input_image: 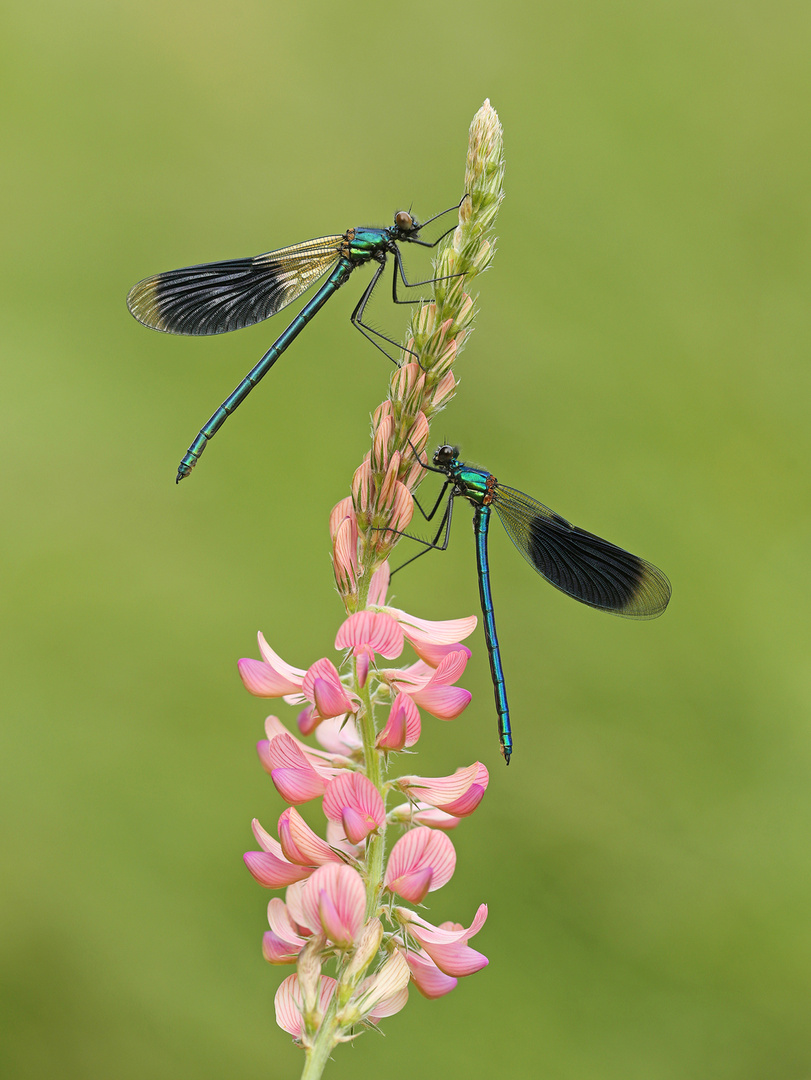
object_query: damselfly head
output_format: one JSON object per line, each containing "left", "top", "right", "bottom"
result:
{"left": 394, "top": 210, "right": 419, "bottom": 235}
{"left": 433, "top": 444, "right": 460, "bottom": 468}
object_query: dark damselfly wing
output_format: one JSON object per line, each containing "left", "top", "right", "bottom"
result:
{"left": 126, "top": 235, "right": 344, "bottom": 336}
{"left": 491, "top": 485, "right": 671, "bottom": 619}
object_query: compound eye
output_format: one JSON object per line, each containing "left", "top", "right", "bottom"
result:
{"left": 394, "top": 210, "right": 414, "bottom": 231}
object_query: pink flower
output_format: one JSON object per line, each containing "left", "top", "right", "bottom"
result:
{"left": 277, "top": 807, "right": 342, "bottom": 867}
{"left": 243, "top": 817, "right": 316, "bottom": 890}
{"left": 399, "top": 948, "right": 458, "bottom": 999}
{"left": 384, "top": 652, "right": 472, "bottom": 720}
{"left": 395, "top": 904, "right": 489, "bottom": 977}
{"left": 388, "top": 801, "right": 463, "bottom": 831}
{"left": 341, "top": 950, "right": 411, "bottom": 1024}
{"left": 335, "top": 610, "right": 403, "bottom": 688}
{"left": 334, "top": 563, "right": 477, "bottom": 686}
{"left": 329, "top": 497, "right": 359, "bottom": 594}
{"left": 301, "top": 657, "right": 358, "bottom": 722}
{"left": 275, "top": 973, "right": 337, "bottom": 1038}
{"left": 394, "top": 762, "right": 488, "bottom": 817}
{"left": 262, "top": 897, "right": 309, "bottom": 965}
{"left": 262, "top": 734, "right": 332, "bottom": 804}
{"left": 238, "top": 633, "right": 306, "bottom": 697}
{"left": 314, "top": 715, "right": 362, "bottom": 757}
{"left": 375, "top": 692, "right": 421, "bottom": 751}
{"left": 239, "top": 638, "right": 358, "bottom": 729}
{"left": 322, "top": 772, "right": 385, "bottom": 844}
{"left": 384, "top": 827, "right": 456, "bottom": 904}
{"left": 260, "top": 716, "right": 355, "bottom": 770}
{"left": 299, "top": 864, "right": 366, "bottom": 947}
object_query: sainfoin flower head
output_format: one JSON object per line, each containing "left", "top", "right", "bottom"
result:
{"left": 237, "top": 100, "right": 504, "bottom": 1076}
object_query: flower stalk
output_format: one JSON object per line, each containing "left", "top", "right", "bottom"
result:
{"left": 242, "top": 101, "right": 504, "bottom": 1080}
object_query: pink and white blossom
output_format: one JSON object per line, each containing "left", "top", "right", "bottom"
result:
{"left": 299, "top": 864, "right": 366, "bottom": 947}
{"left": 262, "top": 898, "right": 309, "bottom": 965}
{"left": 395, "top": 904, "right": 489, "bottom": 977}
{"left": 394, "top": 762, "right": 489, "bottom": 817}
{"left": 384, "top": 827, "right": 456, "bottom": 904}
{"left": 274, "top": 973, "right": 337, "bottom": 1038}
{"left": 322, "top": 772, "right": 385, "bottom": 844}
{"left": 375, "top": 692, "right": 421, "bottom": 751}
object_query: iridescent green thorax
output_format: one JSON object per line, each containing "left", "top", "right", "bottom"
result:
{"left": 343, "top": 226, "right": 390, "bottom": 263}
{"left": 432, "top": 446, "right": 494, "bottom": 507}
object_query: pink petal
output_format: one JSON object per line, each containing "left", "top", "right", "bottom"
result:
{"left": 238, "top": 657, "right": 299, "bottom": 698}
{"left": 314, "top": 715, "right": 362, "bottom": 756}
{"left": 323, "top": 772, "right": 385, "bottom": 843}
{"left": 368, "top": 985, "right": 409, "bottom": 1021}
{"left": 266, "top": 897, "right": 305, "bottom": 940}
{"left": 284, "top": 880, "right": 315, "bottom": 935}
{"left": 401, "top": 949, "right": 458, "bottom": 998}
{"left": 367, "top": 562, "right": 390, "bottom": 606}
{"left": 278, "top": 807, "right": 341, "bottom": 867}
{"left": 335, "top": 611, "right": 404, "bottom": 659}
{"left": 300, "top": 864, "right": 366, "bottom": 946}
{"left": 328, "top": 496, "right": 354, "bottom": 541}
{"left": 264, "top": 717, "right": 346, "bottom": 767}
{"left": 387, "top": 481, "right": 414, "bottom": 534}
{"left": 262, "top": 929, "right": 305, "bottom": 964}
{"left": 391, "top": 611, "right": 477, "bottom": 645}
{"left": 325, "top": 819, "right": 364, "bottom": 859}
{"left": 398, "top": 903, "right": 489, "bottom": 943}
{"left": 302, "top": 658, "right": 355, "bottom": 718}
{"left": 388, "top": 802, "right": 462, "bottom": 830}
{"left": 331, "top": 509, "right": 359, "bottom": 593}
{"left": 410, "top": 683, "right": 472, "bottom": 720}
{"left": 266, "top": 735, "right": 330, "bottom": 802}
{"left": 352, "top": 952, "right": 411, "bottom": 1021}
{"left": 396, "top": 763, "right": 483, "bottom": 810}
{"left": 274, "top": 974, "right": 337, "bottom": 1038}
{"left": 429, "top": 648, "right": 470, "bottom": 682}
{"left": 250, "top": 817, "right": 282, "bottom": 855}
{"left": 312, "top": 676, "right": 351, "bottom": 720}
{"left": 436, "top": 762, "right": 489, "bottom": 816}
{"left": 352, "top": 455, "right": 372, "bottom": 513}
{"left": 355, "top": 647, "right": 371, "bottom": 689}
{"left": 376, "top": 692, "right": 421, "bottom": 751}
{"left": 411, "top": 806, "right": 462, "bottom": 830}
{"left": 296, "top": 705, "right": 321, "bottom": 736}
{"left": 237, "top": 633, "right": 306, "bottom": 697}
{"left": 396, "top": 904, "right": 489, "bottom": 977}
{"left": 244, "top": 851, "right": 313, "bottom": 889}
{"left": 405, "top": 639, "right": 472, "bottom": 667}
{"left": 384, "top": 827, "right": 456, "bottom": 901}
{"left": 384, "top": 658, "right": 435, "bottom": 691}
{"left": 411, "top": 939, "right": 488, "bottom": 977}
{"left": 385, "top": 866, "right": 434, "bottom": 904}
{"left": 271, "top": 768, "right": 328, "bottom": 804}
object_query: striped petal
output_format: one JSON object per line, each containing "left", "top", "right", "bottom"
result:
{"left": 384, "top": 827, "right": 456, "bottom": 902}
{"left": 300, "top": 864, "right": 366, "bottom": 947}
{"left": 277, "top": 807, "right": 341, "bottom": 867}
{"left": 335, "top": 611, "right": 404, "bottom": 659}
{"left": 238, "top": 632, "right": 306, "bottom": 697}
{"left": 322, "top": 772, "right": 385, "bottom": 844}
{"left": 395, "top": 763, "right": 485, "bottom": 816}
{"left": 274, "top": 974, "right": 337, "bottom": 1038}
{"left": 400, "top": 948, "right": 458, "bottom": 999}
{"left": 376, "top": 692, "right": 421, "bottom": 751}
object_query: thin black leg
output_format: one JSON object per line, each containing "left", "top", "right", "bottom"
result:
{"left": 388, "top": 492, "right": 457, "bottom": 577}
{"left": 350, "top": 260, "right": 417, "bottom": 363}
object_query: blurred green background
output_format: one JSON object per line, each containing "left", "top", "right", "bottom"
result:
{"left": 2, "top": 1, "right": 810, "bottom": 1077}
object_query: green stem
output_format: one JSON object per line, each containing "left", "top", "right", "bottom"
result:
{"left": 300, "top": 1009, "right": 340, "bottom": 1080}
{"left": 354, "top": 655, "right": 387, "bottom": 920}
